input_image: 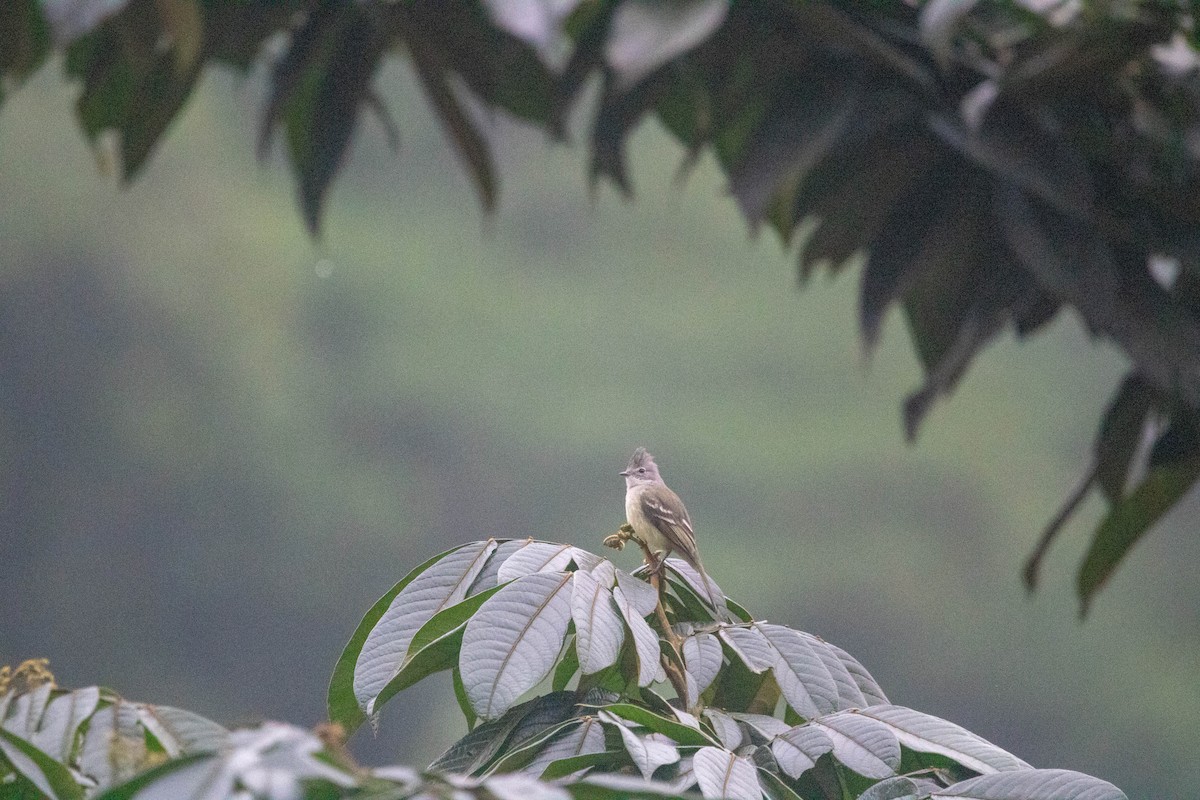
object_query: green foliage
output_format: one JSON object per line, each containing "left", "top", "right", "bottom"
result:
{"left": 2, "top": 1, "right": 1198, "bottom": 609}
{"left": 0, "top": 540, "right": 1132, "bottom": 799}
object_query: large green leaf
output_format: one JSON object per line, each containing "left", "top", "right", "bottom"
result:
{"left": 461, "top": 571, "right": 575, "bottom": 718}
{"left": 930, "top": 768, "right": 1127, "bottom": 800}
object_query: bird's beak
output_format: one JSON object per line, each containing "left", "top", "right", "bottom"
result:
{"left": 619, "top": 470, "right": 630, "bottom": 477}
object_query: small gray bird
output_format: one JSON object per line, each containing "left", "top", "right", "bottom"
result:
{"left": 621, "top": 447, "right": 723, "bottom": 615}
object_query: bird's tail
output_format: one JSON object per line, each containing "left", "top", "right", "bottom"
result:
{"left": 692, "top": 559, "right": 732, "bottom": 623}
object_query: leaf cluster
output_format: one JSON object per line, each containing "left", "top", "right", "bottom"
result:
{"left": 0, "top": 539, "right": 1131, "bottom": 799}
{"left": 2, "top": 1, "right": 1199, "bottom": 606}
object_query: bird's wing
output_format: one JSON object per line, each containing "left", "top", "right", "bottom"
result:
{"left": 639, "top": 488, "right": 702, "bottom": 569}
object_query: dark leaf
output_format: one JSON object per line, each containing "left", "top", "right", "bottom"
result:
{"left": 729, "top": 82, "right": 856, "bottom": 228}
{"left": 284, "top": 9, "right": 385, "bottom": 233}
{"left": 1094, "top": 374, "right": 1157, "bottom": 503}
{"left": 407, "top": 2, "right": 556, "bottom": 125}
{"left": 859, "top": 156, "right": 947, "bottom": 351}
{"left": 1078, "top": 416, "right": 1200, "bottom": 615}
{"left": 0, "top": 0, "right": 51, "bottom": 108}
{"left": 405, "top": 8, "right": 498, "bottom": 215}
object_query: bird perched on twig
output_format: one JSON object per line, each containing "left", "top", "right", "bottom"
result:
{"left": 620, "top": 447, "right": 725, "bottom": 617}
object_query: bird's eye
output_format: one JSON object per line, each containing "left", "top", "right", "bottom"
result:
{"left": 637, "top": 468, "right": 646, "bottom": 474}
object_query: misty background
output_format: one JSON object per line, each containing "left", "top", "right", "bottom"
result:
{"left": 1, "top": 61, "right": 1197, "bottom": 797}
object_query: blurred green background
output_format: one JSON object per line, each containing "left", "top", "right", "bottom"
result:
{"left": 1, "top": 60, "right": 1197, "bottom": 798}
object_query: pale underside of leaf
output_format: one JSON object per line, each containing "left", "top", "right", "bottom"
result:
{"left": 355, "top": 540, "right": 497, "bottom": 709}
{"left": 770, "top": 723, "right": 834, "bottom": 779}
{"left": 572, "top": 570, "right": 626, "bottom": 676}
{"left": 931, "top": 768, "right": 1128, "bottom": 800}
{"left": 461, "top": 571, "right": 575, "bottom": 719}
{"left": 858, "top": 705, "right": 1029, "bottom": 774}
{"left": 682, "top": 632, "right": 723, "bottom": 708}
{"left": 498, "top": 541, "right": 579, "bottom": 583}
{"left": 755, "top": 623, "right": 839, "bottom": 719}
{"left": 613, "top": 723, "right": 680, "bottom": 779}
{"left": 692, "top": 746, "right": 762, "bottom": 800}
{"left": 612, "top": 584, "right": 661, "bottom": 687}
{"left": 811, "top": 711, "right": 900, "bottom": 780}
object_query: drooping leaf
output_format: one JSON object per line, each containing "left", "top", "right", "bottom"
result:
{"left": 554, "top": 639, "right": 581, "bottom": 692}
{"left": 486, "top": 773, "right": 574, "bottom": 800}
{"left": 858, "top": 705, "right": 1029, "bottom": 774}
{"left": 859, "top": 160, "right": 944, "bottom": 352}
{"left": 470, "top": 539, "right": 531, "bottom": 595}
{"left": 42, "top": 0, "right": 129, "bottom": 45}
{"left": 1094, "top": 374, "right": 1156, "bottom": 503}
{"left": 754, "top": 624, "right": 838, "bottom": 720}
{"left": 481, "top": 0, "right": 581, "bottom": 55}
{"left": 692, "top": 746, "right": 762, "bottom": 800}
{"left": 405, "top": 7, "right": 498, "bottom": 214}
{"left": 810, "top": 711, "right": 900, "bottom": 780}
{"left": 572, "top": 570, "right": 626, "bottom": 676}
{"left": 77, "top": 702, "right": 148, "bottom": 790}
{"left": 1078, "top": 417, "right": 1200, "bottom": 614}
{"left": 282, "top": 8, "right": 385, "bottom": 233}
{"left": 930, "top": 768, "right": 1127, "bottom": 800}
{"left": 351, "top": 540, "right": 498, "bottom": 719}
{"left": 729, "top": 82, "right": 856, "bottom": 227}
{"left": 0, "top": 0, "right": 51, "bottom": 110}
{"left": 756, "top": 765, "right": 807, "bottom": 800}
{"left": 94, "top": 723, "right": 355, "bottom": 800}
{"left": 770, "top": 723, "right": 833, "bottom": 779}
{"left": 659, "top": 559, "right": 729, "bottom": 621}
{"left": 605, "top": 0, "right": 729, "bottom": 89}
{"left": 461, "top": 571, "right": 575, "bottom": 719}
